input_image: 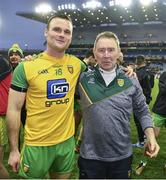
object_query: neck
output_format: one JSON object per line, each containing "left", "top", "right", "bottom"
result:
{"left": 99, "top": 65, "right": 117, "bottom": 72}
{"left": 46, "top": 47, "right": 65, "bottom": 59}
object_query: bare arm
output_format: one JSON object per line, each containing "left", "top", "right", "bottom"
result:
{"left": 144, "top": 127, "right": 160, "bottom": 158}
{"left": 6, "top": 88, "right": 26, "bottom": 172}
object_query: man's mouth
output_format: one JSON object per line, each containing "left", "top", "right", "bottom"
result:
{"left": 56, "top": 39, "right": 65, "bottom": 44}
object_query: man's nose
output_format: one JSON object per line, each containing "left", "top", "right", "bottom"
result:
{"left": 104, "top": 50, "right": 110, "bottom": 57}
{"left": 59, "top": 31, "right": 65, "bottom": 37}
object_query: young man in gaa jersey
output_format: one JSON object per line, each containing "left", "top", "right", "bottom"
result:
{"left": 6, "top": 15, "right": 86, "bottom": 179}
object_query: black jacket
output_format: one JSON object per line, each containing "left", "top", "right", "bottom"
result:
{"left": 152, "top": 72, "right": 166, "bottom": 116}
{"left": 0, "top": 55, "right": 12, "bottom": 82}
{"left": 136, "top": 66, "right": 152, "bottom": 104}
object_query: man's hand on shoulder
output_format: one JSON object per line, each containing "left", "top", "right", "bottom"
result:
{"left": 23, "top": 54, "right": 38, "bottom": 61}
{"left": 122, "top": 66, "right": 137, "bottom": 78}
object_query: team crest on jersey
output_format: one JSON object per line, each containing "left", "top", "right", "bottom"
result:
{"left": 67, "top": 65, "right": 74, "bottom": 74}
{"left": 23, "top": 164, "right": 30, "bottom": 173}
{"left": 117, "top": 79, "right": 124, "bottom": 87}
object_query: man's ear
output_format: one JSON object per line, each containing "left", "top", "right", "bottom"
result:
{"left": 44, "top": 28, "right": 48, "bottom": 38}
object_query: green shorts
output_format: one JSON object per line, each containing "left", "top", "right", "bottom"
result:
{"left": 19, "top": 137, "right": 75, "bottom": 178}
{"left": 0, "top": 116, "right": 8, "bottom": 146}
{"left": 152, "top": 113, "right": 166, "bottom": 127}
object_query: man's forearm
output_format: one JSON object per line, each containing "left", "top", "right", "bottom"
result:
{"left": 7, "top": 110, "right": 21, "bottom": 151}
{"left": 144, "top": 127, "right": 160, "bottom": 158}
{"left": 144, "top": 127, "right": 156, "bottom": 142}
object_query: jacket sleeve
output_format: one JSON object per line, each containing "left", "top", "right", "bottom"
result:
{"left": 158, "top": 72, "right": 166, "bottom": 95}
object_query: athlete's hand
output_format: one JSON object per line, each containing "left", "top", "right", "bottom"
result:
{"left": 8, "top": 150, "right": 20, "bottom": 173}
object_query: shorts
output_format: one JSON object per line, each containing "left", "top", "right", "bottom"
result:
{"left": 152, "top": 113, "right": 166, "bottom": 127}
{"left": 19, "top": 136, "right": 75, "bottom": 178}
{"left": 0, "top": 116, "right": 8, "bottom": 146}
{"left": 78, "top": 156, "right": 132, "bottom": 179}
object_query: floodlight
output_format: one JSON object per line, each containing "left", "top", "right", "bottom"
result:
{"left": 71, "top": 4, "right": 76, "bottom": 9}
{"left": 65, "top": 4, "right": 68, "bottom": 9}
{"left": 109, "top": 1, "right": 115, "bottom": 7}
{"left": 35, "top": 3, "right": 52, "bottom": 13}
{"left": 115, "top": 0, "right": 132, "bottom": 7}
{"left": 58, "top": 3, "right": 76, "bottom": 10}
{"left": 82, "top": 0, "right": 101, "bottom": 9}
{"left": 140, "top": 0, "right": 152, "bottom": 6}
{"left": 61, "top": 5, "right": 64, "bottom": 10}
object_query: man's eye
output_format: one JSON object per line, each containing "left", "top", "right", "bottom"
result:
{"left": 108, "top": 48, "right": 115, "bottom": 52}
{"left": 53, "top": 27, "right": 61, "bottom": 33}
{"left": 98, "top": 49, "right": 105, "bottom": 53}
{"left": 64, "top": 30, "right": 71, "bottom": 35}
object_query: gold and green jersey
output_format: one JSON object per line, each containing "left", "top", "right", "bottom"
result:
{"left": 11, "top": 52, "right": 86, "bottom": 146}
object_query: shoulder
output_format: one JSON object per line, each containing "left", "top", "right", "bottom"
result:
{"left": 0, "top": 55, "right": 12, "bottom": 72}
{"left": 66, "top": 54, "right": 87, "bottom": 72}
{"left": 118, "top": 71, "right": 139, "bottom": 87}
{"left": 65, "top": 54, "right": 80, "bottom": 62}
{"left": 79, "top": 67, "right": 95, "bottom": 80}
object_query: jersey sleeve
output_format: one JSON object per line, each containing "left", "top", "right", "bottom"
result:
{"left": 11, "top": 63, "right": 28, "bottom": 92}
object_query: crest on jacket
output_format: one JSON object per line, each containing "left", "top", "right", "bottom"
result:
{"left": 117, "top": 79, "right": 124, "bottom": 87}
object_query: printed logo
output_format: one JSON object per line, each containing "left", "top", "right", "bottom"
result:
{"left": 38, "top": 69, "right": 49, "bottom": 74}
{"left": 67, "top": 65, "right": 74, "bottom": 74}
{"left": 117, "top": 79, "right": 124, "bottom": 87}
{"left": 47, "top": 79, "right": 69, "bottom": 99}
{"left": 23, "top": 164, "right": 29, "bottom": 173}
{"left": 45, "top": 98, "right": 69, "bottom": 107}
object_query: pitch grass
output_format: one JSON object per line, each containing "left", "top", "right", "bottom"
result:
{"left": 4, "top": 78, "right": 166, "bottom": 179}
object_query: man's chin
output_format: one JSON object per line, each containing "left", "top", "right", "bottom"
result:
{"left": 55, "top": 46, "right": 67, "bottom": 53}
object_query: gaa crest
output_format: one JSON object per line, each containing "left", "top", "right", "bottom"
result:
{"left": 23, "top": 164, "right": 30, "bottom": 173}
{"left": 117, "top": 79, "right": 124, "bottom": 87}
{"left": 67, "top": 65, "right": 74, "bottom": 74}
